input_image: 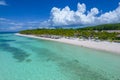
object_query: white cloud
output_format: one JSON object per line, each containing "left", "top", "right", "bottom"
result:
{"left": 0, "top": 18, "right": 24, "bottom": 31}
{"left": 1, "top": 2, "right": 120, "bottom": 31}
{"left": 98, "top": 3, "right": 120, "bottom": 24}
{"left": 0, "top": 18, "right": 47, "bottom": 31}
{"left": 0, "top": 0, "right": 7, "bottom": 6}
{"left": 50, "top": 2, "right": 120, "bottom": 26}
{"left": 9, "top": 26, "right": 22, "bottom": 30}
{"left": 0, "top": 18, "right": 7, "bottom": 20}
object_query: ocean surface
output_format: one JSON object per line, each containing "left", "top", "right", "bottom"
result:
{"left": 0, "top": 32, "right": 120, "bottom": 80}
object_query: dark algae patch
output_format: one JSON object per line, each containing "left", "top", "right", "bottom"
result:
{"left": 26, "top": 59, "right": 32, "bottom": 62}
{"left": 33, "top": 48, "right": 110, "bottom": 80}
{"left": 0, "top": 39, "right": 16, "bottom": 42}
{"left": 0, "top": 43, "right": 30, "bottom": 62}
{"left": 0, "top": 33, "right": 120, "bottom": 80}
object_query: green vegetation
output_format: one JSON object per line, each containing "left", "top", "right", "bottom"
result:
{"left": 20, "top": 23, "right": 120, "bottom": 42}
{"left": 80, "top": 23, "right": 120, "bottom": 30}
{"left": 20, "top": 28, "right": 75, "bottom": 37}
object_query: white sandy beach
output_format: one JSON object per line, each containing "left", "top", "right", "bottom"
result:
{"left": 15, "top": 33, "right": 120, "bottom": 54}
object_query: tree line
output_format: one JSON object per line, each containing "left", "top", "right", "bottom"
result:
{"left": 20, "top": 28, "right": 120, "bottom": 42}
{"left": 80, "top": 23, "right": 120, "bottom": 30}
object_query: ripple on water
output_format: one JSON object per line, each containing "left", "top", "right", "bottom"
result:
{"left": 32, "top": 47, "right": 109, "bottom": 80}
{"left": 0, "top": 33, "right": 120, "bottom": 80}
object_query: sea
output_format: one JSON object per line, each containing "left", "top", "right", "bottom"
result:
{"left": 0, "top": 32, "right": 120, "bottom": 80}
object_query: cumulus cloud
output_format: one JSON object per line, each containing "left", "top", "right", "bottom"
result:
{"left": 0, "top": 0, "right": 7, "bottom": 6}
{"left": 98, "top": 3, "right": 120, "bottom": 24}
{"left": 50, "top": 2, "right": 120, "bottom": 26}
{"left": 1, "top": 2, "right": 120, "bottom": 31}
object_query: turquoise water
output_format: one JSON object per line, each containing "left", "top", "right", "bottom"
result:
{"left": 0, "top": 33, "right": 120, "bottom": 80}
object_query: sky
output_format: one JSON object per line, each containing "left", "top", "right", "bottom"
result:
{"left": 0, "top": 0, "right": 120, "bottom": 31}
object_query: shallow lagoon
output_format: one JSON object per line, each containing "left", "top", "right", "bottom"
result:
{"left": 0, "top": 33, "right": 120, "bottom": 80}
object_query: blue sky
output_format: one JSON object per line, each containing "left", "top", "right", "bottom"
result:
{"left": 0, "top": 0, "right": 120, "bottom": 31}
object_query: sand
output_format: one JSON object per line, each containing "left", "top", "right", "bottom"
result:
{"left": 15, "top": 33, "right": 120, "bottom": 54}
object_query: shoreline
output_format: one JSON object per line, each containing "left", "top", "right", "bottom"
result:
{"left": 15, "top": 33, "right": 120, "bottom": 54}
